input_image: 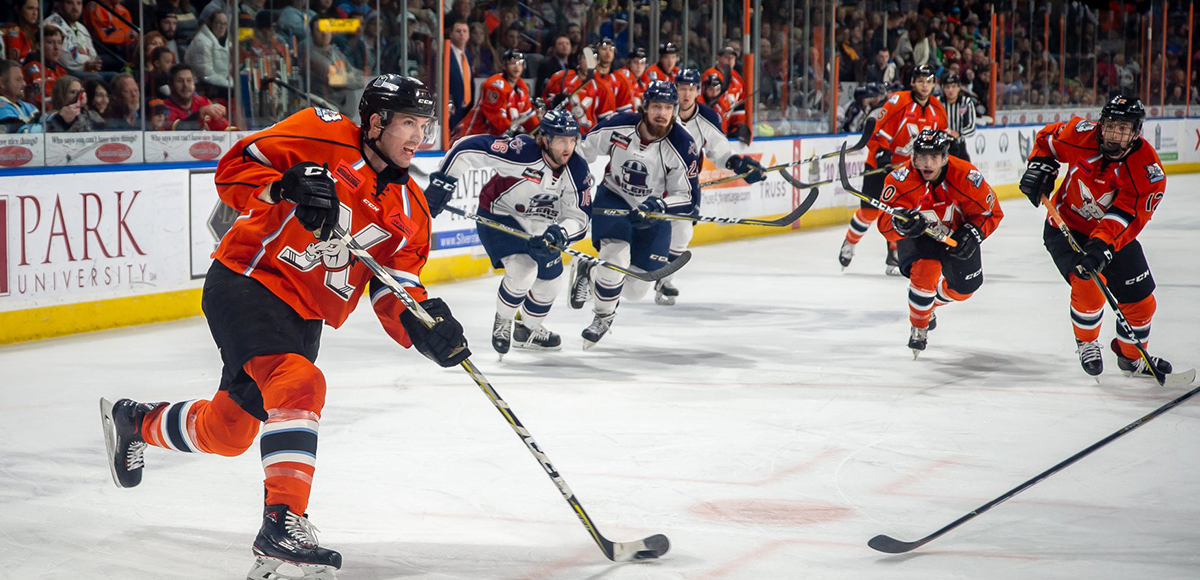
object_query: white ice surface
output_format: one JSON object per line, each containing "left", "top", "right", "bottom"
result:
{"left": 2, "top": 176, "right": 1198, "bottom": 580}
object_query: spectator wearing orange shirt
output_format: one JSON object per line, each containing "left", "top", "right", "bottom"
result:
{"left": 2, "top": 0, "right": 40, "bottom": 63}
{"left": 23, "top": 26, "right": 70, "bottom": 110}
{"left": 85, "top": 0, "right": 139, "bottom": 70}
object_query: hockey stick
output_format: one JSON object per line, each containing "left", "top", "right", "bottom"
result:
{"left": 836, "top": 143, "right": 958, "bottom": 248}
{"left": 591, "top": 184, "right": 819, "bottom": 227}
{"left": 699, "top": 117, "right": 876, "bottom": 188}
{"left": 331, "top": 224, "right": 670, "bottom": 562}
{"left": 1042, "top": 196, "right": 1195, "bottom": 388}
{"left": 782, "top": 163, "right": 893, "bottom": 190}
{"left": 868, "top": 380, "right": 1200, "bottom": 553}
{"left": 442, "top": 205, "right": 692, "bottom": 282}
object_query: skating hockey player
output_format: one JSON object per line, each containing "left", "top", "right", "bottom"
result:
{"left": 877, "top": 129, "right": 1004, "bottom": 358}
{"left": 841, "top": 63, "right": 947, "bottom": 275}
{"left": 1019, "top": 95, "right": 1174, "bottom": 379}
{"left": 426, "top": 109, "right": 592, "bottom": 356}
{"left": 451, "top": 49, "right": 539, "bottom": 142}
{"left": 98, "top": 76, "right": 471, "bottom": 580}
{"left": 655, "top": 68, "right": 766, "bottom": 305}
{"left": 570, "top": 80, "right": 700, "bottom": 347}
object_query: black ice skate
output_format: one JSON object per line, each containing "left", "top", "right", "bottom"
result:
{"left": 99, "top": 397, "right": 165, "bottom": 489}
{"left": 568, "top": 258, "right": 593, "bottom": 309}
{"left": 1076, "top": 339, "right": 1104, "bottom": 378}
{"left": 1110, "top": 339, "right": 1173, "bottom": 379}
{"left": 908, "top": 326, "right": 928, "bottom": 359}
{"left": 513, "top": 321, "right": 562, "bottom": 350}
{"left": 654, "top": 279, "right": 679, "bottom": 305}
{"left": 492, "top": 313, "right": 512, "bottom": 358}
{"left": 582, "top": 312, "right": 616, "bottom": 350}
{"left": 838, "top": 240, "right": 855, "bottom": 269}
{"left": 248, "top": 505, "right": 342, "bottom": 580}
{"left": 927, "top": 312, "right": 937, "bottom": 332}
{"left": 885, "top": 246, "right": 902, "bottom": 276}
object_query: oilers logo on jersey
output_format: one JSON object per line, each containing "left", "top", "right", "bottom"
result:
{"left": 620, "top": 159, "right": 651, "bottom": 196}
{"left": 514, "top": 193, "right": 562, "bottom": 220}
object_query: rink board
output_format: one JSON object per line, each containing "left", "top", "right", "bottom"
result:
{"left": 3, "top": 117, "right": 1199, "bottom": 343}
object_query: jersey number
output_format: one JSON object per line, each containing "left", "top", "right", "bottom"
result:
{"left": 277, "top": 203, "right": 391, "bottom": 301}
{"left": 881, "top": 184, "right": 898, "bottom": 202}
{"left": 1146, "top": 191, "right": 1164, "bottom": 213}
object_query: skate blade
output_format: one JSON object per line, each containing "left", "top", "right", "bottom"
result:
{"left": 248, "top": 556, "right": 337, "bottom": 580}
{"left": 99, "top": 397, "right": 125, "bottom": 489}
{"left": 513, "top": 342, "right": 563, "bottom": 352}
{"left": 582, "top": 340, "right": 597, "bottom": 351}
{"left": 654, "top": 295, "right": 676, "bottom": 306}
{"left": 886, "top": 267, "right": 902, "bottom": 277}
{"left": 911, "top": 349, "right": 922, "bottom": 360}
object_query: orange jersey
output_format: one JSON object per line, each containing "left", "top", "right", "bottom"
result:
{"left": 453, "top": 74, "right": 538, "bottom": 141}
{"left": 598, "top": 68, "right": 634, "bottom": 112}
{"left": 213, "top": 107, "right": 431, "bottom": 347}
{"left": 1030, "top": 116, "right": 1166, "bottom": 251}
{"left": 2, "top": 24, "right": 33, "bottom": 62}
{"left": 702, "top": 66, "right": 744, "bottom": 101}
{"left": 866, "top": 91, "right": 947, "bottom": 168}
{"left": 543, "top": 69, "right": 614, "bottom": 133}
{"left": 85, "top": 1, "right": 139, "bottom": 48}
{"left": 615, "top": 67, "right": 645, "bottom": 108}
{"left": 22, "top": 60, "right": 67, "bottom": 109}
{"left": 878, "top": 157, "right": 1004, "bottom": 243}
{"left": 641, "top": 63, "right": 678, "bottom": 85}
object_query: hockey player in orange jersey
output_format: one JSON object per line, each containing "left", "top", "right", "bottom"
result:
{"left": 641, "top": 42, "right": 680, "bottom": 84}
{"left": 543, "top": 48, "right": 614, "bottom": 134}
{"left": 1019, "top": 95, "right": 1175, "bottom": 379}
{"left": 452, "top": 49, "right": 540, "bottom": 142}
{"left": 594, "top": 37, "right": 634, "bottom": 113}
{"left": 98, "top": 76, "right": 471, "bottom": 580}
{"left": 878, "top": 130, "right": 1003, "bottom": 357}
{"left": 615, "top": 48, "right": 648, "bottom": 110}
{"left": 841, "top": 64, "right": 948, "bottom": 275}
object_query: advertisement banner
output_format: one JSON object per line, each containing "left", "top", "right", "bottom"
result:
{"left": 0, "top": 133, "right": 45, "bottom": 168}
{"left": 44, "top": 131, "right": 143, "bottom": 166}
{"left": 0, "top": 170, "right": 194, "bottom": 311}
{"left": 144, "top": 131, "right": 233, "bottom": 163}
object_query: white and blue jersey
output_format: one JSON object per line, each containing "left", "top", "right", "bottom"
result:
{"left": 437, "top": 134, "right": 593, "bottom": 242}
{"left": 679, "top": 102, "right": 734, "bottom": 170}
{"left": 577, "top": 111, "right": 701, "bottom": 214}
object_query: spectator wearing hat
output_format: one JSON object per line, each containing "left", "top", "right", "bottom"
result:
{"left": 615, "top": 47, "right": 647, "bottom": 109}
{"left": 164, "top": 63, "right": 229, "bottom": 130}
{"left": 185, "top": 9, "right": 233, "bottom": 96}
{"left": 703, "top": 46, "right": 744, "bottom": 105}
{"left": 45, "top": 0, "right": 103, "bottom": 74}
{"left": 642, "top": 42, "right": 679, "bottom": 84}
{"left": 277, "top": 0, "right": 315, "bottom": 45}
{"left": 594, "top": 37, "right": 632, "bottom": 113}
{"left": 153, "top": 10, "right": 181, "bottom": 59}
{"left": 147, "top": 98, "right": 170, "bottom": 130}
{"left": 156, "top": 0, "right": 199, "bottom": 51}
{"left": 452, "top": 49, "right": 538, "bottom": 142}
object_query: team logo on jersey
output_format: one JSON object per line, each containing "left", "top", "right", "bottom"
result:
{"left": 890, "top": 166, "right": 910, "bottom": 181}
{"left": 687, "top": 139, "right": 699, "bottom": 158}
{"left": 611, "top": 133, "right": 632, "bottom": 150}
{"left": 620, "top": 159, "right": 650, "bottom": 193}
{"left": 278, "top": 204, "right": 392, "bottom": 301}
{"left": 966, "top": 169, "right": 984, "bottom": 188}
{"left": 1070, "top": 180, "right": 1114, "bottom": 221}
{"left": 314, "top": 107, "right": 343, "bottom": 122}
{"left": 887, "top": 93, "right": 900, "bottom": 105}
{"left": 514, "top": 193, "right": 560, "bottom": 220}
{"left": 508, "top": 137, "right": 525, "bottom": 154}
{"left": 487, "top": 90, "right": 500, "bottom": 104}
{"left": 1075, "top": 119, "right": 1097, "bottom": 133}
{"left": 521, "top": 168, "right": 543, "bottom": 184}
{"left": 1145, "top": 162, "right": 1165, "bottom": 183}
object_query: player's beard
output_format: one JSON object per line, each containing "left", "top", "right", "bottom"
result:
{"left": 643, "top": 115, "right": 671, "bottom": 140}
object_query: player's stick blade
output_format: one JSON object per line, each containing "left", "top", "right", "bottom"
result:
{"left": 867, "top": 534, "right": 924, "bottom": 554}
{"left": 1162, "top": 368, "right": 1196, "bottom": 388}
{"left": 609, "top": 534, "right": 670, "bottom": 562}
{"left": 640, "top": 251, "right": 691, "bottom": 281}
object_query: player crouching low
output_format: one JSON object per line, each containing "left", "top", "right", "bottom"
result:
{"left": 426, "top": 110, "right": 592, "bottom": 356}
{"left": 1019, "top": 95, "right": 1174, "bottom": 379}
{"left": 878, "top": 129, "right": 1004, "bottom": 358}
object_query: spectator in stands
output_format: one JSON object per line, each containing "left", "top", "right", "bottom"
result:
{"left": 335, "top": 14, "right": 370, "bottom": 71}
{"left": 84, "top": 76, "right": 109, "bottom": 117}
{"left": 598, "top": 12, "right": 629, "bottom": 57}
{"left": 535, "top": 33, "right": 572, "bottom": 97}
{"left": 164, "top": 63, "right": 229, "bottom": 130}
{"left": 86, "top": 0, "right": 140, "bottom": 70}
{"left": 1113, "top": 52, "right": 1139, "bottom": 96}
{"left": 46, "top": 74, "right": 106, "bottom": 131}
{"left": 185, "top": 9, "right": 233, "bottom": 97}
{"left": 144, "top": 31, "right": 167, "bottom": 64}
{"left": 446, "top": 0, "right": 471, "bottom": 27}
{"left": 147, "top": 46, "right": 175, "bottom": 97}
{"left": 467, "top": 22, "right": 497, "bottom": 79}
{"left": 498, "top": 25, "right": 521, "bottom": 55}
{"left": 2, "top": 0, "right": 40, "bottom": 63}
{"left": 447, "top": 19, "right": 473, "bottom": 128}
{"left": 864, "top": 47, "right": 897, "bottom": 85}
{"left": 157, "top": 0, "right": 199, "bottom": 48}
{"left": 305, "top": 16, "right": 364, "bottom": 115}
{"left": 155, "top": 10, "right": 181, "bottom": 58}
{"left": 239, "top": 0, "right": 264, "bottom": 20}
{"left": 23, "top": 26, "right": 70, "bottom": 110}
{"left": 105, "top": 72, "right": 141, "bottom": 129}
{"left": 243, "top": 10, "right": 290, "bottom": 74}
{"left": 277, "top": 0, "right": 314, "bottom": 45}
{"left": 0, "top": 59, "right": 41, "bottom": 132}
{"left": 46, "top": 0, "right": 103, "bottom": 75}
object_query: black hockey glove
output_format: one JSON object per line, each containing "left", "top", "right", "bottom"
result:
{"left": 1072, "top": 238, "right": 1114, "bottom": 280}
{"left": 873, "top": 148, "right": 892, "bottom": 168}
{"left": 1019, "top": 156, "right": 1059, "bottom": 207}
{"left": 528, "top": 224, "right": 568, "bottom": 260}
{"left": 400, "top": 297, "right": 471, "bottom": 368}
{"left": 949, "top": 223, "right": 984, "bottom": 260}
{"left": 891, "top": 208, "right": 928, "bottom": 238}
{"left": 424, "top": 171, "right": 457, "bottom": 218}
{"left": 726, "top": 154, "right": 767, "bottom": 184}
{"left": 630, "top": 197, "right": 667, "bottom": 229}
{"left": 271, "top": 162, "right": 339, "bottom": 241}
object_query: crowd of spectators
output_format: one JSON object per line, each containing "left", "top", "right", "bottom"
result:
{"left": 1, "top": 0, "right": 1196, "bottom": 137}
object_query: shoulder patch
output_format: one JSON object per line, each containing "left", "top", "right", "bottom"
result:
{"left": 1075, "top": 119, "right": 1096, "bottom": 133}
{"left": 491, "top": 78, "right": 505, "bottom": 89}
{"left": 966, "top": 168, "right": 984, "bottom": 188}
{"left": 314, "top": 107, "right": 343, "bottom": 122}
{"left": 887, "top": 93, "right": 901, "bottom": 105}
{"left": 890, "top": 165, "right": 910, "bottom": 181}
{"left": 1145, "top": 162, "right": 1165, "bottom": 183}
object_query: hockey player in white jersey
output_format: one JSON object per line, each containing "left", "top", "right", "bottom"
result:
{"left": 426, "top": 109, "right": 592, "bottom": 355}
{"left": 656, "top": 68, "right": 767, "bottom": 305}
{"left": 570, "top": 80, "right": 702, "bottom": 348}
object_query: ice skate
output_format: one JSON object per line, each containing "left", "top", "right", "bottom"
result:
{"left": 1075, "top": 339, "right": 1104, "bottom": 378}
{"left": 491, "top": 313, "right": 512, "bottom": 358}
{"left": 99, "top": 398, "right": 166, "bottom": 489}
{"left": 248, "top": 505, "right": 341, "bottom": 580}
{"left": 885, "top": 246, "right": 902, "bottom": 276}
{"left": 908, "top": 326, "right": 928, "bottom": 359}
{"left": 1110, "top": 339, "right": 1172, "bottom": 379}
{"left": 838, "top": 240, "right": 855, "bottom": 269}
{"left": 581, "top": 312, "right": 616, "bottom": 350}
{"left": 513, "top": 320, "right": 562, "bottom": 350}
{"left": 568, "top": 258, "right": 593, "bottom": 309}
{"left": 654, "top": 279, "right": 678, "bottom": 305}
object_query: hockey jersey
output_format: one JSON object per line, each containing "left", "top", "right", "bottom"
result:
{"left": 452, "top": 73, "right": 538, "bottom": 141}
{"left": 866, "top": 90, "right": 948, "bottom": 168}
{"left": 615, "top": 67, "right": 646, "bottom": 109}
{"left": 701, "top": 66, "right": 745, "bottom": 102}
{"left": 641, "top": 63, "right": 679, "bottom": 85}
{"left": 578, "top": 111, "right": 701, "bottom": 214}
{"left": 679, "top": 102, "right": 734, "bottom": 169}
{"left": 542, "top": 69, "right": 615, "bottom": 133}
{"left": 213, "top": 106, "right": 430, "bottom": 347}
{"left": 598, "top": 68, "right": 634, "bottom": 113}
{"left": 878, "top": 156, "right": 1004, "bottom": 243}
{"left": 1029, "top": 116, "right": 1166, "bottom": 251}
{"left": 437, "top": 134, "right": 593, "bottom": 242}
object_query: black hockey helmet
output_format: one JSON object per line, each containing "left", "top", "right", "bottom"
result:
{"left": 628, "top": 47, "right": 647, "bottom": 61}
{"left": 676, "top": 68, "right": 702, "bottom": 86}
{"left": 502, "top": 49, "right": 525, "bottom": 63}
{"left": 660, "top": 42, "right": 679, "bottom": 55}
{"left": 359, "top": 75, "right": 436, "bottom": 167}
{"left": 1097, "top": 95, "right": 1145, "bottom": 158}
{"left": 912, "top": 129, "right": 953, "bottom": 156}
{"left": 854, "top": 82, "right": 885, "bottom": 101}
{"left": 703, "top": 72, "right": 723, "bottom": 89}
{"left": 909, "top": 64, "right": 937, "bottom": 86}
{"left": 941, "top": 71, "right": 961, "bottom": 86}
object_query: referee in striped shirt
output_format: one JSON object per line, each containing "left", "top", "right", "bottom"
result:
{"left": 941, "top": 72, "right": 977, "bottom": 161}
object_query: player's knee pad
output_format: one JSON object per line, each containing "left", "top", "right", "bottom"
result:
{"left": 1069, "top": 274, "right": 1106, "bottom": 312}
{"left": 500, "top": 254, "right": 539, "bottom": 288}
{"left": 1119, "top": 294, "right": 1156, "bottom": 326}
{"left": 939, "top": 278, "right": 975, "bottom": 302}
{"left": 598, "top": 239, "right": 632, "bottom": 268}
{"left": 669, "top": 220, "right": 693, "bottom": 254}
{"left": 907, "top": 259, "right": 942, "bottom": 292}
{"left": 244, "top": 353, "right": 327, "bottom": 417}
{"left": 529, "top": 271, "right": 565, "bottom": 299}
{"left": 621, "top": 278, "right": 652, "bottom": 301}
